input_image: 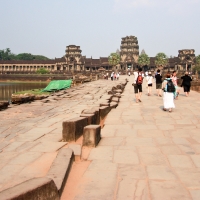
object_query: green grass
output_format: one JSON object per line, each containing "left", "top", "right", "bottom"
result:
{"left": 14, "top": 89, "right": 50, "bottom": 95}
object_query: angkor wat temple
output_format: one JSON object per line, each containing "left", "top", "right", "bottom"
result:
{"left": 0, "top": 36, "right": 196, "bottom": 73}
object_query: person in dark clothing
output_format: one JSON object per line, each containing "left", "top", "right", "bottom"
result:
{"left": 155, "top": 69, "right": 162, "bottom": 97}
{"left": 181, "top": 71, "right": 192, "bottom": 97}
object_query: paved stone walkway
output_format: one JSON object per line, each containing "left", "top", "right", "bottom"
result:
{"left": 72, "top": 76, "right": 200, "bottom": 200}
{"left": 0, "top": 79, "right": 125, "bottom": 192}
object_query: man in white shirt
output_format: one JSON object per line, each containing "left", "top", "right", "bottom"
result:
{"left": 133, "top": 68, "right": 144, "bottom": 103}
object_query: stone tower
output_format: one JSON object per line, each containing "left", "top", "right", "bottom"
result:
{"left": 178, "top": 49, "right": 195, "bottom": 71}
{"left": 120, "top": 36, "right": 139, "bottom": 71}
{"left": 65, "top": 45, "right": 84, "bottom": 71}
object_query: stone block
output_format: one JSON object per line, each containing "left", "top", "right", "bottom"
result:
{"left": 82, "top": 108, "right": 100, "bottom": 124}
{"left": 116, "top": 85, "right": 122, "bottom": 89}
{"left": 100, "top": 103, "right": 110, "bottom": 107}
{"left": 0, "top": 177, "right": 59, "bottom": 200}
{"left": 113, "top": 89, "right": 123, "bottom": 94}
{"left": 111, "top": 97, "right": 120, "bottom": 103}
{"left": 68, "top": 144, "right": 82, "bottom": 159}
{"left": 62, "top": 117, "right": 88, "bottom": 142}
{"left": 99, "top": 106, "right": 111, "bottom": 121}
{"left": 47, "top": 148, "right": 74, "bottom": 196}
{"left": 110, "top": 102, "right": 118, "bottom": 109}
{"left": 108, "top": 90, "right": 113, "bottom": 95}
{"left": 113, "top": 94, "right": 121, "bottom": 98}
{"left": 83, "top": 125, "right": 101, "bottom": 147}
{"left": 80, "top": 113, "right": 96, "bottom": 125}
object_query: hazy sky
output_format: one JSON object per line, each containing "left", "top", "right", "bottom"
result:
{"left": 1, "top": 0, "right": 200, "bottom": 59}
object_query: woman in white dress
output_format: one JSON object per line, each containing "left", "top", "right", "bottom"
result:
{"left": 162, "top": 73, "right": 175, "bottom": 112}
{"left": 146, "top": 72, "right": 153, "bottom": 96}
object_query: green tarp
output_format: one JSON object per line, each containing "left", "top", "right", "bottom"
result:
{"left": 42, "top": 80, "right": 72, "bottom": 92}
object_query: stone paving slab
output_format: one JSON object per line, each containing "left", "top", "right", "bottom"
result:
{"left": 29, "top": 142, "right": 67, "bottom": 152}
{"left": 0, "top": 79, "right": 127, "bottom": 193}
{"left": 72, "top": 75, "right": 200, "bottom": 200}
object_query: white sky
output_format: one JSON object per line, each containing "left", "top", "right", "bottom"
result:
{"left": 0, "top": 0, "right": 200, "bottom": 59}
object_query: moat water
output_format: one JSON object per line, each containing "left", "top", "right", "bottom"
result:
{"left": 0, "top": 82, "right": 48, "bottom": 101}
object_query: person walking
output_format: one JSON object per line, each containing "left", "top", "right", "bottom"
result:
{"left": 155, "top": 69, "right": 162, "bottom": 97}
{"left": 133, "top": 68, "right": 144, "bottom": 103}
{"left": 111, "top": 72, "right": 114, "bottom": 81}
{"left": 181, "top": 71, "right": 192, "bottom": 97}
{"left": 106, "top": 72, "right": 109, "bottom": 80}
{"left": 117, "top": 72, "right": 119, "bottom": 80}
{"left": 114, "top": 73, "right": 117, "bottom": 80}
{"left": 171, "top": 71, "right": 180, "bottom": 99}
{"left": 146, "top": 72, "right": 153, "bottom": 96}
{"left": 162, "top": 73, "right": 175, "bottom": 112}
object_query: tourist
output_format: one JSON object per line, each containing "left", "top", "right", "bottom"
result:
{"left": 117, "top": 72, "right": 119, "bottom": 80}
{"left": 145, "top": 71, "right": 148, "bottom": 77}
{"left": 162, "top": 73, "right": 175, "bottom": 112}
{"left": 106, "top": 72, "right": 109, "bottom": 80}
{"left": 171, "top": 71, "right": 180, "bottom": 99}
{"left": 155, "top": 69, "right": 162, "bottom": 97}
{"left": 114, "top": 73, "right": 117, "bottom": 80}
{"left": 133, "top": 68, "right": 144, "bottom": 103}
{"left": 111, "top": 72, "right": 114, "bottom": 81}
{"left": 128, "top": 71, "right": 131, "bottom": 76}
{"left": 146, "top": 71, "right": 153, "bottom": 96}
{"left": 181, "top": 71, "right": 192, "bottom": 97}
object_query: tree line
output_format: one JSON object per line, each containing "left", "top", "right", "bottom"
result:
{"left": 0, "top": 48, "right": 49, "bottom": 61}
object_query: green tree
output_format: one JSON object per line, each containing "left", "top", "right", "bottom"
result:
{"left": 138, "top": 53, "right": 150, "bottom": 67}
{"left": 33, "top": 55, "right": 49, "bottom": 60}
{"left": 108, "top": 53, "right": 120, "bottom": 70}
{"left": 36, "top": 68, "right": 49, "bottom": 74}
{"left": 196, "top": 55, "right": 200, "bottom": 65}
{"left": 193, "top": 55, "right": 200, "bottom": 74}
{"left": 16, "top": 53, "right": 35, "bottom": 60}
{"left": 0, "top": 48, "right": 49, "bottom": 60}
{"left": 15, "top": 53, "right": 49, "bottom": 60}
{"left": 155, "top": 53, "right": 168, "bottom": 67}
{"left": 0, "top": 48, "right": 15, "bottom": 60}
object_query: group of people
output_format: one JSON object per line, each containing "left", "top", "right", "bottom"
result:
{"left": 132, "top": 68, "right": 192, "bottom": 112}
{"left": 110, "top": 72, "right": 120, "bottom": 81}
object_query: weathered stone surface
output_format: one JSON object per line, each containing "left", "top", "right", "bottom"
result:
{"left": 68, "top": 144, "right": 81, "bottom": 157}
{"left": 82, "top": 108, "right": 100, "bottom": 124}
{"left": 83, "top": 125, "right": 101, "bottom": 147}
{"left": 80, "top": 113, "right": 96, "bottom": 125}
{"left": 0, "top": 177, "right": 59, "bottom": 200}
{"left": 111, "top": 97, "right": 120, "bottom": 103}
{"left": 100, "top": 103, "right": 110, "bottom": 107}
{"left": 29, "top": 142, "right": 67, "bottom": 152}
{"left": 62, "top": 117, "right": 88, "bottom": 142}
{"left": 99, "top": 106, "right": 111, "bottom": 121}
{"left": 114, "top": 89, "right": 123, "bottom": 94}
{"left": 47, "top": 148, "right": 74, "bottom": 196}
{"left": 110, "top": 102, "right": 118, "bottom": 108}
{"left": 149, "top": 180, "right": 191, "bottom": 200}
{"left": 0, "top": 78, "right": 128, "bottom": 195}
{"left": 113, "top": 94, "right": 121, "bottom": 98}
{"left": 88, "top": 146, "right": 113, "bottom": 161}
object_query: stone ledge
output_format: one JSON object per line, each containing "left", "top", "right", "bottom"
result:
{"left": 111, "top": 97, "right": 120, "bottom": 103}
{"left": 80, "top": 113, "right": 96, "bottom": 125}
{"left": 62, "top": 117, "right": 88, "bottom": 142}
{"left": 110, "top": 102, "right": 118, "bottom": 109}
{"left": 47, "top": 148, "right": 74, "bottom": 196}
{"left": 99, "top": 106, "right": 111, "bottom": 121}
{"left": 83, "top": 125, "right": 101, "bottom": 147}
{"left": 82, "top": 107, "right": 100, "bottom": 124}
{"left": 0, "top": 177, "right": 59, "bottom": 200}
